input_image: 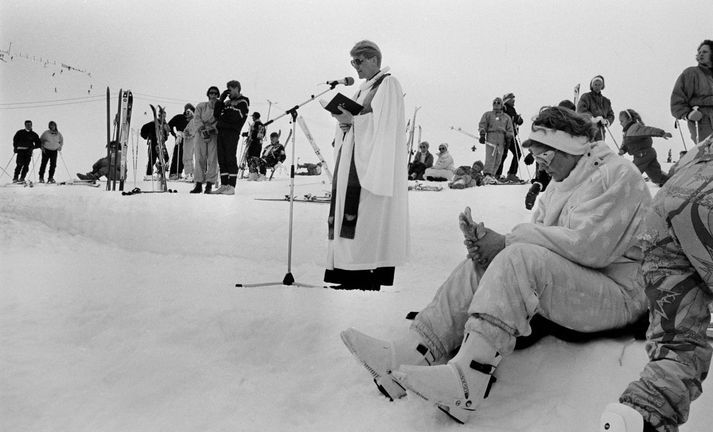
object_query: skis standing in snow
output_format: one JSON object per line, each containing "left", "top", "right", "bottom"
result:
{"left": 341, "top": 106, "right": 651, "bottom": 424}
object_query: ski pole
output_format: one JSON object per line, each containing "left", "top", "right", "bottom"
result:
{"left": 0, "top": 154, "right": 13, "bottom": 180}
{"left": 514, "top": 135, "right": 531, "bottom": 181}
{"left": 604, "top": 124, "right": 620, "bottom": 150}
{"left": 59, "top": 150, "right": 72, "bottom": 181}
{"left": 30, "top": 151, "right": 38, "bottom": 183}
{"left": 695, "top": 121, "right": 700, "bottom": 144}
{"left": 675, "top": 119, "right": 688, "bottom": 151}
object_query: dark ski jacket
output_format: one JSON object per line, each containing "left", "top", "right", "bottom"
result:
{"left": 13, "top": 129, "right": 41, "bottom": 152}
{"left": 214, "top": 95, "right": 250, "bottom": 133}
{"left": 140, "top": 121, "right": 157, "bottom": 143}
{"left": 576, "top": 91, "right": 615, "bottom": 125}
{"left": 503, "top": 104, "right": 524, "bottom": 135}
{"left": 620, "top": 121, "right": 667, "bottom": 155}
{"left": 261, "top": 143, "right": 286, "bottom": 167}
{"left": 168, "top": 114, "right": 189, "bottom": 134}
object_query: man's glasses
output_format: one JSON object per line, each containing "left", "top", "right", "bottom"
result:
{"left": 533, "top": 150, "right": 556, "bottom": 167}
{"left": 350, "top": 58, "right": 366, "bottom": 67}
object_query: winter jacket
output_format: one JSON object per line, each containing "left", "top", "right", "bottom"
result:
{"left": 432, "top": 151, "right": 455, "bottom": 171}
{"left": 168, "top": 114, "right": 189, "bottom": 134}
{"left": 576, "top": 92, "right": 615, "bottom": 125}
{"left": 620, "top": 122, "right": 667, "bottom": 155}
{"left": 506, "top": 141, "right": 651, "bottom": 283}
{"left": 413, "top": 151, "right": 434, "bottom": 168}
{"left": 193, "top": 101, "right": 217, "bottom": 138}
{"left": 478, "top": 111, "right": 514, "bottom": 139}
{"left": 214, "top": 95, "right": 250, "bottom": 132}
{"left": 13, "top": 129, "right": 41, "bottom": 152}
{"left": 670, "top": 65, "right": 713, "bottom": 119}
{"left": 261, "top": 143, "right": 286, "bottom": 167}
{"left": 503, "top": 104, "right": 523, "bottom": 134}
{"left": 39, "top": 130, "right": 63, "bottom": 151}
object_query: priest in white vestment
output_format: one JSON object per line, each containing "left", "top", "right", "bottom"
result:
{"left": 324, "top": 40, "right": 409, "bottom": 291}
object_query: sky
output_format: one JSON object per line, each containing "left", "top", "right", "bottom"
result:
{"left": 1, "top": 0, "right": 712, "bottom": 174}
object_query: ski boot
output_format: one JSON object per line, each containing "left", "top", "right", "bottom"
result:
{"left": 38, "top": 177, "right": 45, "bottom": 183}
{"left": 189, "top": 183, "right": 203, "bottom": 194}
{"left": 340, "top": 328, "right": 435, "bottom": 401}
{"left": 393, "top": 331, "right": 500, "bottom": 424}
{"left": 525, "top": 182, "right": 542, "bottom": 210}
{"left": 600, "top": 403, "right": 645, "bottom": 431}
{"left": 203, "top": 182, "right": 213, "bottom": 194}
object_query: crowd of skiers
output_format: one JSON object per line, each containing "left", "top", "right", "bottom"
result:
{"left": 343, "top": 39, "right": 713, "bottom": 432}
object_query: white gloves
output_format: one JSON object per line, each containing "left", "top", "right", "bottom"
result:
{"left": 592, "top": 116, "right": 609, "bottom": 126}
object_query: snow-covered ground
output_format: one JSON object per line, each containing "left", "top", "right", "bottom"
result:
{"left": 1, "top": 174, "right": 711, "bottom": 432}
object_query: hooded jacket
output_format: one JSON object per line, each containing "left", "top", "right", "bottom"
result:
{"left": 670, "top": 65, "right": 713, "bottom": 119}
{"left": 506, "top": 141, "right": 650, "bottom": 284}
{"left": 620, "top": 122, "right": 667, "bottom": 155}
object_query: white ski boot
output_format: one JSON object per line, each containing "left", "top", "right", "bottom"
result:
{"left": 393, "top": 331, "right": 500, "bottom": 424}
{"left": 600, "top": 403, "right": 644, "bottom": 431}
{"left": 340, "top": 328, "right": 435, "bottom": 401}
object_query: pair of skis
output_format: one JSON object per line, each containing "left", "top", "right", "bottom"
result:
{"left": 107, "top": 89, "right": 133, "bottom": 191}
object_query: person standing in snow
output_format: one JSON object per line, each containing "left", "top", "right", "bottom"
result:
{"left": 341, "top": 106, "right": 650, "bottom": 424}
{"left": 167, "top": 104, "right": 193, "bottom": 180}
{"left": 617, "top": 109, "right": 672, "bottom": 186}
{"left": 38, "top": 120, "right": 63, "bottom": 183}
{"left": 181, "top": 104, "right": 197, "bottom": 183}
{"left": 245, "top": 112, "right": 266, "bottom": 180}
{"left": 495, "top": 92, "right": 524, "bottom": 183}
{"left": 190, "top": 86, "right": 220, "bottom": 194}
{"left": 576, "top": 75, "right": 615, "bottom": 141}
{"left": 140, "top": 119, "right": 170, "bottom": 180}
{"left": 424, "top": 143, "right": 455, "bottom": 181}
{"left": 601, "top": 133, "right": 713, "bottom": 432}
{"left": 12, "top": 120, "right": 41, "bottom": 183}
{"left": 478, "top": 97, "right": 514, "bottom": 184}
{"left": 325, "top": 40, "right": 409, "bottom": 291}
{"left": 670, "top": 39, "right": 713, "bottom": 144}
{"left": 212, "top": 80, "right": 249, "bottom": 195}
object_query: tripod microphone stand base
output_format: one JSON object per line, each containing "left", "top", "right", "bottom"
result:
{"left": 236, "top": 272, "right": 328, "bottom": 289}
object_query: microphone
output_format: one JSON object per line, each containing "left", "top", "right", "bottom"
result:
{"left": 326, "top": 77, "right": 355, "bottom": 87}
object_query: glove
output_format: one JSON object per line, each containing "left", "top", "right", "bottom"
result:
{"left": 618, "top": 148, "right": 626, "bottom": 156}
{"left": 663, "top": 132, "right": 672, "bottom": 139}
{"left": 592, "top": 116, "right": 604, "bottom": 124}
{"left": 688, "top": 109, "right": 703, "bottom": 122}
{"left": 525, "top": 182, "right": 542, "bottom": 210}
{"left": 220, "top": 89, "right": 230, "bottom": 101}
{"left": 464, "top": 226, "right": 505, "bottom": 267}
{"left": 601, "top": 118, "right": 609, "bottom": 126}
{"left": 479, "top": 133, "right": 486, "bottom": 144}
{"left": 524, "top": 152, "right": 534, "bottom": 165}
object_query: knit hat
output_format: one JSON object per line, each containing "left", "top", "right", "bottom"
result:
{"left": 472, "top": 160, "right": 484, "bottom": 172}
{"left": 252, "top": 112, "right": 261, "bottom": 119}
{"left": 590, "top": 75, "right": 605, "bottom": 91}
{"left": 502, "top": 93, "right": 515, "bottom": 104}
{"left": 523, "top": 126, "right": 589, "bottom": 155}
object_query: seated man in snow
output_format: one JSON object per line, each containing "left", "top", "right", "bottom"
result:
{"left": 247, "top": 132, "right": 286, "bottom": 180}
{"left": 77, "top": 147, "right": 122, "bottom": 181}
{"left": 449, "top": 160, "right": 484, "bottom": 189}
{"left": 341, "top": 106, "right": 651, "bottom": 424}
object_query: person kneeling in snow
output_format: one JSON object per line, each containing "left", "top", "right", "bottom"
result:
{"left": 341, "top": 106, "right": 651, "bottom": 424}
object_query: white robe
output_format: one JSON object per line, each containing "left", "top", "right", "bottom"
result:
{"left": 326, "top": 67, "right": 409, "bottom": 271}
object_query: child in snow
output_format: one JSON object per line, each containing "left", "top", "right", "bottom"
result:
{"left": 341, "top": 106, "right": 650, "bottom": 424}
{"left": 618, "top": 109, "right": 672, "bottom": 186}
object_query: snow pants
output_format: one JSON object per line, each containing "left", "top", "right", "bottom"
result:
{"left": 182, "top": 135, "right": 195, "bottom": 176}
{"left": 13, "top": 149, "right": 32, "bottom": 180}
{"left": 483, "top": 132, "right": 506, "bottom": 176}
{"left": 686, "top": 109, "right": 713, "bottom": 144}
{"left": 169, "top": 135, "right": 184, "bottom": 178}
{"left": 495, "top": 137, "right": 521, "bottom": 177}
{"left": 424, "top": 168, "right": 454, "bottom": 181}
{"left": 39, "top": 149, "right": 58, "bottom": 180}
{"left": 194, "top": 135, "right": 218, "bottom": 184}
{"left": 217, "top": 129, "right": 240, "bottom": 186}
{"left": 619, "top": 145, "right": 713, "bottom": 432}
{"left": 411, "top": 244, "right": 647, "bottom": 360}
{"left": 632, "top": 148, "right": 668, "bottom": 186}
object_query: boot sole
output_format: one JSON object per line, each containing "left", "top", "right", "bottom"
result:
{"left": 340, "top": 332, "right": 407, "bottom": 401}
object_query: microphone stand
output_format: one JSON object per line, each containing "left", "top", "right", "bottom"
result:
{"left": 236, "top": 82, "right": 342, "bottom": 288}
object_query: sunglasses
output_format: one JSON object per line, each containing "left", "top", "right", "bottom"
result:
{"left": 208, "top": 92, "right": 219, "bottom": 96}
{"left": 438, "top": 147, "right": 446, "bottom": 151}
{"left": 419, "top": 146, "right": 427, "bottom": 149}
{"left": 533, "top": 150, "right": 556, "bottom": 167}
{"left": 350, "top": 58, "right": 367, "bottom": 67}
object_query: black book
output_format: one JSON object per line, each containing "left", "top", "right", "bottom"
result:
{"left": 320, "top": 93, "right": 363, "bottom": 115}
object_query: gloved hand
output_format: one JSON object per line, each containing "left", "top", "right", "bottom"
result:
{"left": 479, "top": 132, "right": 486, "bottom": 144}
{"left": 524, "top": 152, "right": 534, "bottom": 165}
{"left": 525, "top": 182, "right": 542, "bottom": 210}
{"left": 601, "top": 118, "right": 609, "bottom": 126}
{"left": 663, "top": 132, "right": 672, "bottom": 139}
{"left": 688, "top": 108, "right": 703, "bottom": 122}
{"left": 464, "top": 226, "right": 506, "bottom": 267}
{"left": 618, "top": 148, "right": 626, "bottom": 156}
{"left": 592, "top": 116, "right": 604, "bottom": 124}
{"left": 220, "top": 89, "right": 231, "bottom": 101}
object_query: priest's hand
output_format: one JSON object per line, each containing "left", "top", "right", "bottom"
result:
{"left": 333, "top": 106, "right": 354, "bottom": 132}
